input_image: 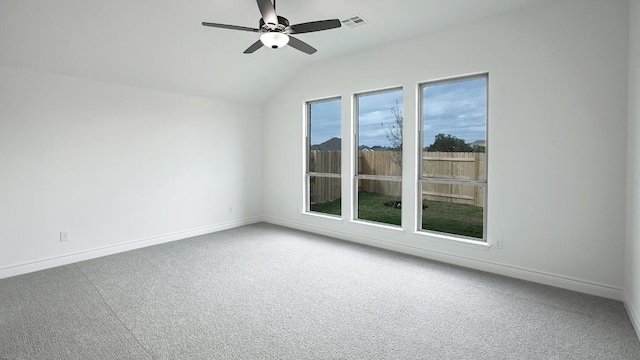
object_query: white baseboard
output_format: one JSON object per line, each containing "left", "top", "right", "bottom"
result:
{"left": 263, "top": 216, "right": 624, "bottom": 301}
{"left": 624, "top": 292, "right": 640, "bottom": 341}
{"left": 0, "top": 217, "right": 262, "bottom": 280}
{"left": 3, "top": 215, "right": 626, "bottom": 304}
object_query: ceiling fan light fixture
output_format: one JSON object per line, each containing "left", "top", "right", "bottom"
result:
{"left": 260, "top": 32, "right": 289, "bottom": 49}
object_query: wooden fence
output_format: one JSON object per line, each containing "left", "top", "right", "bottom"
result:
{"left": 421, "top": 152, "right": 486, "bottom": 207}
{"left": 309, "top": 150, "right": 486, "bottom": 207}
{"left": 308, "top": 151, "right": 341, "bottom": 204}
{"left": 358, "top": 151, "right": 402, "bottom": 197}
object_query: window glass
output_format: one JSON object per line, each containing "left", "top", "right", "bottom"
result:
{"left": 307, "top": 98, "right": 341, "bottom": 216}
{"left": 420, "top": 76, "right": 487, "bottom": 240}
{"left": 421, "top": 182, "right": 484, "bottom": 238}
{"left": 355, "top": 89, "right": 403, "bottom": 227}
{"left": 309, "top": 176, "right": 341, "bottom": 215}
{"left": 357, "top": 90, "right": 403, "bottom": 176}
{"left": 357, "top": 179, "right": 402, "bottom": 226}
{"left": 310, "top": 100, "right": 341, "bottom": 174}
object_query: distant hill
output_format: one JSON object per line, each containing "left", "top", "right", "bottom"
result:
{"left": 311, "top": 137, "right": 396, "bottom": 151}
{"left": 310, "top": 137, "right": 341, "bottom": 150}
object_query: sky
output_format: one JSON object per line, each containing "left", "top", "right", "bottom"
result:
{"left": 357, "top": 89, "right": 403, "bottom": 148}
{"left": 309, "top": 77, "right": 487, "bottom": 148}
{"left": 422, "top": 77, "right": 487, "bottom": 148}
{"left": 309, "top": 98, "right": 341, "bottom": 146}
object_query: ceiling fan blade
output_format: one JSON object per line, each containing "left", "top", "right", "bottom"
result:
{"left": 202, "top": 22, "right": 261, "bottom": 33}
{"left": 287, "top": 36, "right": 317, "bottom": 55}
{"left": 243, "top": 40, "right": 264, "bottom": 54}
{"left": 289, "top": 19, "right": 342, "bottom": 34}
{"left": 256, "top": 0, "right": 278, "bottom": 28}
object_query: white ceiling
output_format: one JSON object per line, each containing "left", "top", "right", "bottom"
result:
{"left": 0, "top": 0, "right": 548, "bottom": 105}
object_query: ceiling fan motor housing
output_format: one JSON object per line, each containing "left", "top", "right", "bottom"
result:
{"left": 259, "top": 16, "right": 290, "bottom": 33}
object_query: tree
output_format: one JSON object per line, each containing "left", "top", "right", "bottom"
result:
{"left": 426, "top": 134, "right": 474, "bottom": 152}
{"left": 383, "top": 100, "right": 403, "bottom": 168}
{"left": 472, "top": 145, "right": 486, "bottom": 153}
{"left": 381, "top": 101, "right": 403, "bottom": 208}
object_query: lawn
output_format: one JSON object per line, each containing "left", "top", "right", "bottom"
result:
{"left": 311, "top": 191, "right": 484, "bottom": 239}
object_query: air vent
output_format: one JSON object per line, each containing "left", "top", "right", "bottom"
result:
{"left": 341, "top": 15, "right": 368, "bottom": 28}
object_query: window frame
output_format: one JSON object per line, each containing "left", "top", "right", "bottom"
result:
{"left": 305, "top": 97, "right": 342, "bottom": 217}
{"left": 417, "top": 74, "right": 489, "bottom": 241}
{"left": 353, "top": 87, "right": 404, "bottom": 226}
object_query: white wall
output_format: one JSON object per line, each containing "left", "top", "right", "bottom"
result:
{"left": 262, "top": 0, "right": 630, "bottom": 298}
{"left": 626, "top": 0, "right": 640, "bottom": 338}
{"left": 0, "top": 66, "right": 262, "bottom": 276}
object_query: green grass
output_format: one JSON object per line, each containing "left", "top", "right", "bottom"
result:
{"left": 311, "top": 191, "right": 484, "bottom": 239}
{"left": 311, "top": 197, "right": 342, "bottom": 215}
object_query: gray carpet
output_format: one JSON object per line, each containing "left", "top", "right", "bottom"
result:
{"left": 1, "top": 223, "right": 639, "bottom": 359}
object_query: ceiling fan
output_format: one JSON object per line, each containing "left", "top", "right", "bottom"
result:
{"left": 202, "top": 0, "right": 342, "bottom": 55}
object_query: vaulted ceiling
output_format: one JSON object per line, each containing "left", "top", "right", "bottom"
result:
{"left": 0, "top": 0, "right": 548, "bottom": 105}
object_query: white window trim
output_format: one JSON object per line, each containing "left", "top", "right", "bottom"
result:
{"left": 305, "top": 97, "right": 342, "bottom": 217}
{"left": 353, "top": 87, "right": 404, "bottom": 227}
{"left": 417, "top": 73, "right": 489, "bottom": 242}
{"left": 413, "top": 230, "right": 491, "bottom": 250}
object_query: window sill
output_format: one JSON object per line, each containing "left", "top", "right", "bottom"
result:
{"left": 302, "top": 211, "right": 343, "bottom": 222}
{"left": 414, "top": 231, "right": 490, "bottom": 251}
{"left": 351, "top": 220, "right": 405, "bottom": 234}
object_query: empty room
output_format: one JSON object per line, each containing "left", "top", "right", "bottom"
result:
{"left": 1, "top": 0, "right": 640, "bottom": 358}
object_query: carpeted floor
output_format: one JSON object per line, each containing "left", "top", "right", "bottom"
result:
{"left": 1, "top": 223, "right": 639, "bottom": 359}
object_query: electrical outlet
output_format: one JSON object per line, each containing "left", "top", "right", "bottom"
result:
{"left": 494, "top": 238, "right": 503, "bottom": 249}
{"left": 228, "top": 206, "right": 233, "bottom": 214}
{"left": 60, "top": 231, "right": 69, "bottom": 242}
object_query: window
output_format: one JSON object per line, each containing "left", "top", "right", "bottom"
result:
{"left": 355, "top": 88, "right": 403, "bottom": 227}
{"left": 306, "top": 98, "right": 342, "bottom": 216}
{"left": 419, "top": 75, "right": 487, "bottom": 240}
